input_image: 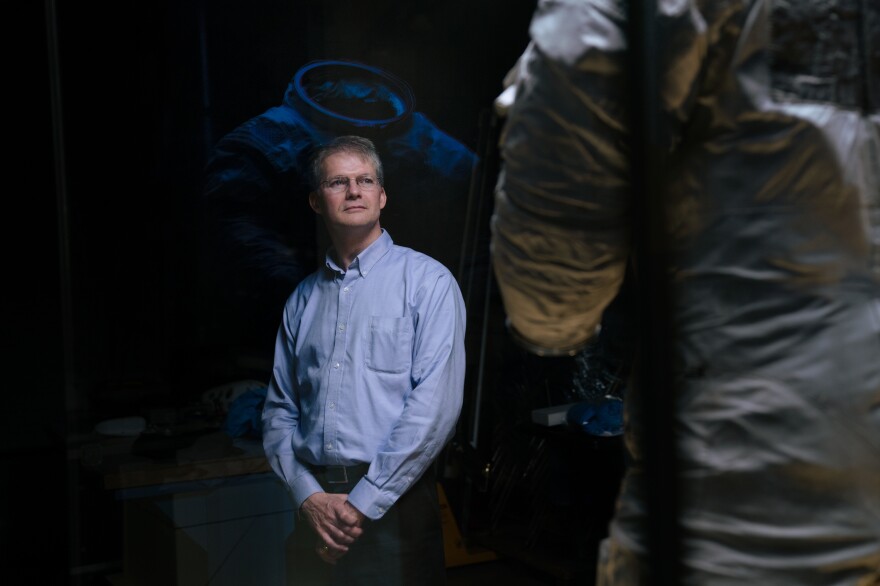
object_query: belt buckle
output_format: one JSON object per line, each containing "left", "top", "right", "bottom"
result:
{"left": 325, "top": 465, "right": 349, "bottom": 484}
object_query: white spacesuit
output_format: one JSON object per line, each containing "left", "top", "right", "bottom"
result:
{"left": 492, "top": 0, "right": 880, "bottom": 584}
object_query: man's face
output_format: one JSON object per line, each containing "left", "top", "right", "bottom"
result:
{"left": 309, "top": 152, "right": 387, "bottom": 234}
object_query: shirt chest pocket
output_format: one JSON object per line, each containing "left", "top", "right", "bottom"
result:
{"left": 366, "top": 316, "right": 413, "bottom": 374}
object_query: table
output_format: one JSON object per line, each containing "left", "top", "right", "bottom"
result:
{"left": 76, "top": 431, "right": 294, "bottom": 586}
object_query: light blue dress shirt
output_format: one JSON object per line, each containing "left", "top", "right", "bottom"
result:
{"left": 262, "top": 230, "right": 466, "bottom": 520}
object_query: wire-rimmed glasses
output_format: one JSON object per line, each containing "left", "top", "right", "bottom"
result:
{"left": 320, "top": 175, "right": 381, "bottom": 194}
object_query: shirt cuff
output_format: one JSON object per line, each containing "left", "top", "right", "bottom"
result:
{"left": 347, "top": 477, "right": 397, "bottom": 520}
{"left": 290, "top": 472, "right": 324, "bottom": 511}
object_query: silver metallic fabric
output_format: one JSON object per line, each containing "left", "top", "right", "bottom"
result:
{"left": 492, "top": 0, "right": 880, "bottom": 583}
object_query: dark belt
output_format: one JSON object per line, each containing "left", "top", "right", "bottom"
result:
{"left": 310, "top": 462, "right": 370, "bottom": 486}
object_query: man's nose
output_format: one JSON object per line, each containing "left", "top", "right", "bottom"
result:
{"left": 346, "top": 180, "right": 361, "bottom": 196}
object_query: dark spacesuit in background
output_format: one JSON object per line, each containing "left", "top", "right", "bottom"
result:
{"left": 202, "top": 60, "right": 477, "bottom": 366}
{"left": 492, "top": 0, "right": 880, "bottom": 584}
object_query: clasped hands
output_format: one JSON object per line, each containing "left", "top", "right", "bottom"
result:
{"left": 301, "top": 492, "right": 367, "bottom": 564}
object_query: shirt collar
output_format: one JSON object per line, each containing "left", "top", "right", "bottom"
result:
{"left": 324, "top": 230, "right": 393, "bottom": 277}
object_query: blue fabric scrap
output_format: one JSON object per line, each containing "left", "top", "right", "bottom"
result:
{"left": 224, "top": 386, "right": 269, "bottom": 438}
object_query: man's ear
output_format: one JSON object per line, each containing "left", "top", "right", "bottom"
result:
{"left": 379, "top": 188, "right": 387, "bottom": 210}
{"left": 308, "top": 191, "right": 323, "bottom": 215}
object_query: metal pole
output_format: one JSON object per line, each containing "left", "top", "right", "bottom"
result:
{"left": 45, "top": 0, "right": 77, "bottom": 415}
{"left": 626, "top": 0, "right": 682, "bottom": 583}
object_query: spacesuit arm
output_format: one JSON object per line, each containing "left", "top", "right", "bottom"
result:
{"left": 491, "top": 0, "right": 709, "bottom": 354}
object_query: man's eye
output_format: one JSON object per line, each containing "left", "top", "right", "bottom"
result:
{"left": 359, "top": 177, "right": 376, "bottom": 186}
{"left": 328, "top": 178, "right": 348, "bottom": 188}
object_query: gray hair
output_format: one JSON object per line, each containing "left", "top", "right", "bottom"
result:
{"left": 308, "top": 135, "right": 384, "bottom": 191}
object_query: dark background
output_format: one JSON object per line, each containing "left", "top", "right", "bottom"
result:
{"left": 9, "top": 1, "right": 538, "bottom": 583}
{"left": 56, "top": 0, "right": 537, "bottom": 417}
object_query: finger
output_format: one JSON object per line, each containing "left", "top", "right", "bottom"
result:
{"left": 316, "top": 541, "right": 348, "bottom": 565}
{"left": 317, "top": 547, "right": 337, "bottom": 565}
{"left": 327, "top": 521, "right": 361, "bottom": 544}
{"left": 335, "top": 525, "right": 361, "bottom": 543}
{"left": 339, "top": 524, "right": 363, "bottom": 540}
{"left": 316, "top": 540, "right": 343, "bottom": 556}
{"left": 326, "top": 528, "right": 355, "bottom": 551}
{"left": 318, "top": 525, "right": 351, "bottom": 546}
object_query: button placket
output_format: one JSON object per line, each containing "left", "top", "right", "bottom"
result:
{"left": 325, "top": 271, "right": 356, "bottom": 458}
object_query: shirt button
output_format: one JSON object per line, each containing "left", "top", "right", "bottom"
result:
{"left": 343, "top": 287, "right": 350, "bottom": 292}
{"left": 377, "top": 506, "right": 385, "bottom": 514}
{"left": 362, "top": 271, "right": 368, "bottom": 276}
{"left": 329, "top": 402, "right": 335, "bottom": 410}
{"left": 338, "top": 324, "right": 345, "bottom": 331}
{"left": 333, "top": 362, "right": 340, "bottom": 369}
{"left": 326, "top": 443, "right": 333, "bottom": 450}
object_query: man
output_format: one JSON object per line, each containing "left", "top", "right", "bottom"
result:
{"left": 262, "top": 135, "right": 466, "bottom": 585}
{"left": 491, "top": 1, "right": 879, "bottom": 585}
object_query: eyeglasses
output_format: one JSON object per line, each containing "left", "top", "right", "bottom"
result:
{"left": 320, "top": 175, "right": 381, "bottom": 194}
